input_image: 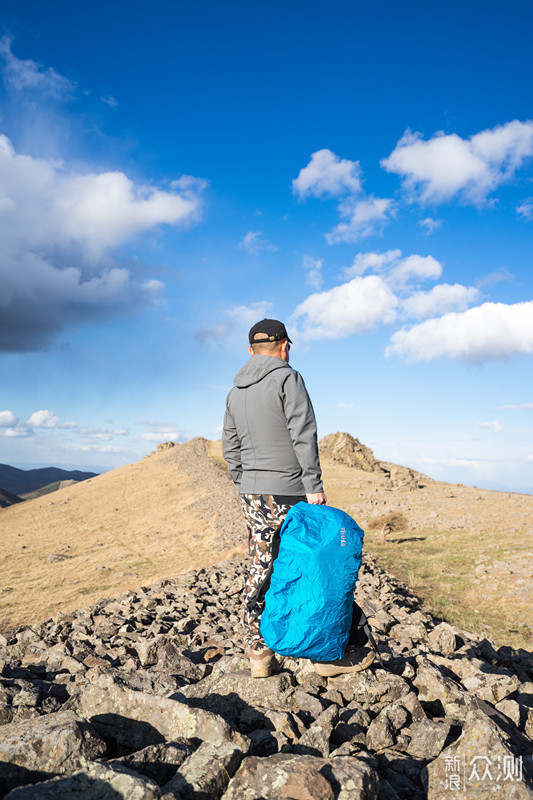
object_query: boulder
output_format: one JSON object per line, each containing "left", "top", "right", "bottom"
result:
{"left": 163, "top": 741, "right": 244, "bottom": 799}
{"left": 222, "top": 752, "right": 378, "bottom": 800}
{"left": 423, "top": 709, "right": 533, "bottom": 799}
{"left": 112, "top": 739, "right": 195, "bottom": 785}
{"left": 0, "top": 710, "right": 106, "bottom": 794}
{"left": 79, "top": 682, "right": 249, "bottom": 752}
{"left": 4, "top": 761, "right": 164, "bottom": 799}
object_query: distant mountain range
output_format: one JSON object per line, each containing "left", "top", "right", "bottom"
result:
{"left": 0, "top": 464, "right": 98, "bottom": 501}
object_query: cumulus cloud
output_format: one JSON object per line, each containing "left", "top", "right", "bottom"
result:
{"left": 0, "top": 134, "right": 205, "bottom": 351}
{"left": 0, "top": 35, "right": 75, "bottom": 99}
{"left": 303, "top": 256, "right": 323, "bottom": 289}
{"left": 292, "top": 149, "right": 362, "bottom": 199}
{"left": 292, "top": 275, "right": 398, "bottom": 339}
{"left": 141, "top": 422, "right": 188, "bottom": 443}
{"left": 326, "top": 196, "right": 393, "bottom": 243}
{"left": 343, "top": 249, "right": 442, "bottom": 286}
{"left": 388, "top": 254, "right": 442, "bottom": 285}
{"left": 477, "top": 420, "right": 503, "bottom": 433}
{"left": 27, "top": 409, "right": 59, "bottom": 429}
{"left": 418, "top": 217, "right": 442, "bottom": 234}
{"left": 293, "top": 149, "right": 393, "bottom": 243}
{"left": 386, "top": 301, "right": 533, "bottom": 362}
{"left": 381, "top": 120, "right": 533, "bottom": 203}
{"left": 1, "top": 408, "right": 63, "bottom": 438}
{"left": 0, "top": 410, "right": 18, "bottom": 427}
{"left": 238, "top": 231, "right": 277, "bottom": 254}
{"left": 401, "top": 283, "right": 480, "bottom": 319}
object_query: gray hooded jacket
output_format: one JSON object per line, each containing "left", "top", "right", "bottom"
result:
{"left": 222, "top": 355, "right": 323, "bottom": 495}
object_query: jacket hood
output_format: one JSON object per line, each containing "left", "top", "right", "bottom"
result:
{"left": 233, "top": 355, "right": 292, "bottom": 388}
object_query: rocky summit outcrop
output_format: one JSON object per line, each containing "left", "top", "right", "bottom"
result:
{"left": 1, "top": 553, "right": 532, "bottom": 799}
{"left": 319, "top": 433, "right": 424, "bottom": 490}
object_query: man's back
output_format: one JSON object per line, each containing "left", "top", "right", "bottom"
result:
{"left": 223, "top": 354, "right": 322, "bottom": 495}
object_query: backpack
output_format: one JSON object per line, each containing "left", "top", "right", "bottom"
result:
{"left": 260, "top": 502, "right": 365, "bottom": 661}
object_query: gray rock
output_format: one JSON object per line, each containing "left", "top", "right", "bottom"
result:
{"left": 366, "top": 705, "right": 408, "bottom": 752}
{"left": 327, "top": 671, "right": 410, "bottom": 707}
{"left": 238, "top": 705, "right": 304, "bottom": 742}
{"left": 407, "top": 718, "right": 451, "bottom": 759}
{"left": 222, "top": 752, "right": 378, "bottom": 800}
{"left": 163, "top": 741, "right": 244, "bottom": 799}
{"left": 182, "top": 669, "right": 296, "bottom": 720}
{"left": 79, "top": 682, "right": 249, "bottom": 751}
{"left": 113, "top": 739, "right": 195, "bottom": 785}
{"left": 0, "top": 710, "right": 106, "bottom": 794}
{"left": 427, "top": 622, "right": 457, "bottom": 656}
{"left": 413, "top": 657, "right": 467, "bottom": 720}
{"left": 423, "top": 709, "right": 533, "bottom": 799}
{"left": 4, "top": 761, "right": 164, "bottom": 799}
{"left": 462, "top": 672, "right": 521, "bottom": 704}
{"left": 293, "top": 705, "right": 340, "bottom": 757}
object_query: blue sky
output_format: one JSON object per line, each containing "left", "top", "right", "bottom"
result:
{"left": 1, "top": 0, "right": 532, "bottom": 493}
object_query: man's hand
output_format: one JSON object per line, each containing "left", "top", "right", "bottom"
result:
{"left": 306, "top": 491, "right": 327, "bottom": 505}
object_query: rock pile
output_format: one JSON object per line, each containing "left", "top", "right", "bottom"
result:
{"left": 319, "top": 433, "right": 424, "bottom": 491}
{"left": 1, "top": 551, "right": 532, "bottom": 799}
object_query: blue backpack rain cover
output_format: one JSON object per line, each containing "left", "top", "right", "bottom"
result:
{"left": 260, "top": 503, "right": 364, "bottom": 661}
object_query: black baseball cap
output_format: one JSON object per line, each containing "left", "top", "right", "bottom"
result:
{"left": 248, "top": 318, "right": 293, "bottom": 345}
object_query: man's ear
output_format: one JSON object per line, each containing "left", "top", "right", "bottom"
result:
{"left": 248, "top": 345, "right": 254, "bottom": 356}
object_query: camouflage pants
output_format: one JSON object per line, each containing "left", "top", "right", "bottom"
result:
{"left": 240, "top": 494, "right": 301, "bottom": 651}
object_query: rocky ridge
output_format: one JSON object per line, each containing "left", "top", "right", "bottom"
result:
{"left": 1, "top": 552, "right": 532, "bottom": 799}
{"left": 1, "top": 438, "right": 532, "bottom": 799}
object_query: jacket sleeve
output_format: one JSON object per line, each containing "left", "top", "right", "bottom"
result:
{"left": 222, "top": 400, "right": 243, "bottom": 488}
{"left": 281, "top": 370, "right": 324, "bottom": 493}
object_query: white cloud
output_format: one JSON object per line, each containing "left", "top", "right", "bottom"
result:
{"left": 141, "top": 424, "right": 187, "bottom": 443}
{"left": 344, "top": 249, "right": 401, "bottom": 278}
{"left": 0, "top": 410, "right": 18, "bottom": 427}
{"left": 517, "top": 198, "right": 533, "bottom": 220}
{"left": 418, "top": 217, "right": 442, "bottom": 234}
{"left": 4, "top": 427, "right": 31, "bottom": 438}
{"left": 477, "top": 420, "right": 503, "bottom": 433}
{"left": 389, "top": 254, "right": 442, "bottom": 285}
{"left": 343, "top": 249, "right": 442, "bottom": 286}
{"left": 0, "top": 35, "right": 75, "bottom": 99}
{"left": 303, "top": 255, "right": 323, "bottom": 289}
{"left": 293, "top": 275, "right": 397, "bottom": 339}
{"left": 292, "top": 149, "right": 362, "bottom": 199}
{"left": 381, "top": 120, "right": 533, "bottom": 203}
{"left": 326, "top": 196, "right": 392, "bottom": 243}
{"left": 238, "top": 231, "right": 277, "bottom": 254}
{"left": 0, "top": 134, "right": 205, "bottom": 351}
{"left": 387, "top": 301, "right": 533, "bottom": 362}
{"left": 401, "top": 283, "right": 480, "bottom": 319}
{"left": 27, "top": 409, "right": 59, "bottom": 429}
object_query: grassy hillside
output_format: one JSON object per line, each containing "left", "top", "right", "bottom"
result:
{"left": 1, "top": 437, "right": 532, "bottom": 651}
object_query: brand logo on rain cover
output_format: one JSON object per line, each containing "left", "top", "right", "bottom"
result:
{"left": 340, "top": 527, "right": 346, "bottom": 547}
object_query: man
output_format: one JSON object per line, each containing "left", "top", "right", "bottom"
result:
{"left": 222, "top": 319, "right": 374, "bottom": 678}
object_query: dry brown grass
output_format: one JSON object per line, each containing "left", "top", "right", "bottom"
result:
{"left": 0, "top": 448, "right": 236, "bottom": 631}
{"left": 2, "top": 440, "right": 532, "bottom": 651}
{"left": 322, "top": 457, "right": 533, "bottom": 650}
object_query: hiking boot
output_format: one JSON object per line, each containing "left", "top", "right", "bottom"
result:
{"left": 312, "top": 646, "right": 375, "bottom": 677}
{"left": 249, "top": 646, "right": 277, "bottom": 678}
